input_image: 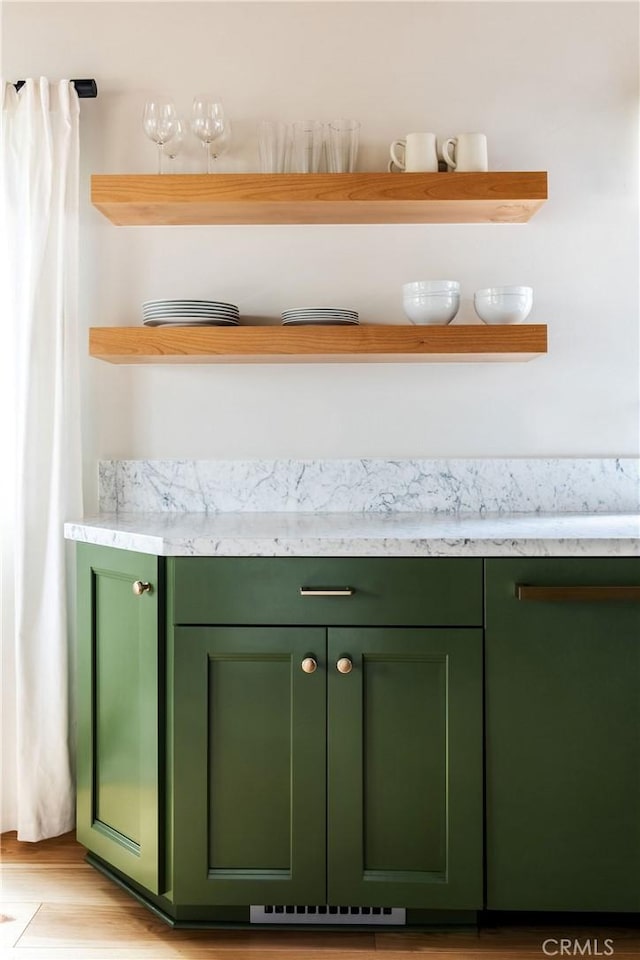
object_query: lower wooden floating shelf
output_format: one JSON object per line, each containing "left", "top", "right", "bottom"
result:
{"left": 89, "top": 324, "right": 548, "bottom": 364}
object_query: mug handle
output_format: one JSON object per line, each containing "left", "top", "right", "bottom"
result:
{"left": 390, "top": 139, "right": 406, "bottom": 170}
{"left": 442, "top": 137, "right": 457, "bottom": 170}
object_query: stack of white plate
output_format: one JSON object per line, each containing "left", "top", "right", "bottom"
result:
{"left": 142, "top": 299, "right": 240, "bottom": 327}
{"left": 281, "top": 308, "right": 359, "bottom": 326}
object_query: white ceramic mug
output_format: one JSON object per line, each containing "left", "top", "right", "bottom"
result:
{"left": 389, "top": 132, "right": 438, "bottom": 172}
{"left": 442, "top": 133, "right": 488, "bottom": 172}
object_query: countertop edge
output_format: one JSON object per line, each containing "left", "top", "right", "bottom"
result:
{"left": 64, "top": 514, "right": 640, "bottom": 558}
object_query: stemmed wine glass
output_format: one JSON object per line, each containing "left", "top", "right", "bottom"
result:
{"left": 191, "top": 95, "right": 226, "bottom": 173}
{"left": 162, "top": 117, "right": 185, "bottom": 165}
{"left": 142, "top": 97, "right": 179, "bottom": 174}
{"left": 209, "top": 119, "right": 232, "bottom": 166}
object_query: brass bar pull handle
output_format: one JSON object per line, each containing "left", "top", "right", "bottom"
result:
{"left": 516, "top": 585, "right": 640, "bottom": 602}
{"left": 299, "top": 587, "right": 355, "bottom": 597}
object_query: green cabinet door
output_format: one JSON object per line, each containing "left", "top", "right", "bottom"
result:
{"left": 327, "top": 628, "right": 483, "bottom": 909}
{"left": 486, "top": 558, "right": 640, "bottom": 911}
{"left": 76, "top": 543, "right": 161, "bottom": 893}
{"left": 172, "top": 626, "right": 327, "bottom": 905}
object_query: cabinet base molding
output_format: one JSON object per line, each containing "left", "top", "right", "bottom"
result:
{"left": 86, "top": 853, "right": 478, "bottom": 930}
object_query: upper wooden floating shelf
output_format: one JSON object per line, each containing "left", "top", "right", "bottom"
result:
{"left": 91, "top": 172, "right": 548, "bottom": 226}
{"left": 89, "top": 324, "right": 548, "bottom": 364}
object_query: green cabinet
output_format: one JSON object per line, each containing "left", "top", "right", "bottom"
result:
{"left": 77, "top": 547, "right": 483, "bottom": 919}
{"left": 170, "top": 623, "right": 483, "bottom": 910}
{"left": 485, "top": 558, "right": 640, "bottom": 912}
{"left": 75, "top": 545, "right": 640, "bottom": 923}
{"left": 76, "top": 543, "right": 161, "bottom": 893}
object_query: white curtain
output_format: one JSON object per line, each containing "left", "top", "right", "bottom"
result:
{"left": 0, "top": 79, "right": 83, "bottom": 840}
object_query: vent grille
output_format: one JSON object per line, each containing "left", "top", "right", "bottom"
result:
{"left": 250, "top": 905, "right": 406, "bottom": 925}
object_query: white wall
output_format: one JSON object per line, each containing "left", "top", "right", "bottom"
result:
{"left": 3, "top": 1, "right": 638, "bottom": 509}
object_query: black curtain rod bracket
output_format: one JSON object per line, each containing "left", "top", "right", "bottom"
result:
{"left": 14, "top": 79, "right": 98, "bottom": 98}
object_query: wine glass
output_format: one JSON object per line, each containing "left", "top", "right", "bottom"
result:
{"left": 191, "top": 95, "right": 225, "bottom": 173}
{"left": 209, "top": 119, "right": 232, "bottom": 166}
{"left": 142, "top": 98, "right": 179, "bottom": 174}
{"left": 162, "top": 118, "right": 185, "bottom": 165}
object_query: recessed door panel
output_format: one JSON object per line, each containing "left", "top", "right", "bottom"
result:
{"left": 208, "top": 657, "right": 292, "bottom": 871}
{"left": 94, "top": 571, "right": 143, "bottom": 844}
{"left": 363, "top": 657, "right": 447, "bottom": 874}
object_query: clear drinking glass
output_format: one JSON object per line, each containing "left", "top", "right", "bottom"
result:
{"left": 290, "top": 120, "right": 325, "bottom": 173}
{"left": 142, "top": 97, "right": 179, "bottom": 174}
{"left": 327, "top": 119, "right": 360, "bottom": 173}
{"left": 191, "top": 95, "right": 226, "bottom": 173}
{"left": 258, "top": 121, "right": 289, "bottom": 173}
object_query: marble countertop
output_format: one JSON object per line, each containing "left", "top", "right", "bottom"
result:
{"left": 64, "top": 511, "right": 640, "bottom": 557}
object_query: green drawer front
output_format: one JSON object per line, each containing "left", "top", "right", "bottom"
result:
{"left": 170, "top": 557, "right": 482, "bottom": 626}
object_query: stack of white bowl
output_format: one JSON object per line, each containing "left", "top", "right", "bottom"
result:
{"left": 473, "top": 286, "right": 533, "bottom": 324}
{"left": 402, "top": 281, "right": 461, "bottom": 325}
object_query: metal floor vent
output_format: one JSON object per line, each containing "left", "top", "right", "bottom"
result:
{"left": 250, "top": 905, "right": 406, "bottom": 925}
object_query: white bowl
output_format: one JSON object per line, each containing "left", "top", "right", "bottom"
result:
{"left": 403, "top": 293, "right": 460, "bottom": 325}
{"left": 403, "top": 280, "right": 461, "bottom": 295}
{"left": 475, "top": 285, "right": 532, "bottom": 298}
{"left": 474, "top": 288, "right": 533, "bottom": 325}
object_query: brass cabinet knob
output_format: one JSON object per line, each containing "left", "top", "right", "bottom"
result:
{"left": 336, "top": 657, "right": 353, "bottom": 674}
{"left": 301, "top": 657, "right": 318, "bottom": 674}
{"left": 132, "top": 580, "right": 153, "bottom": 596}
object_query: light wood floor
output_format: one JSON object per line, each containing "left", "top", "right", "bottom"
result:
{"left": 2, "top": 832, "right": 640, "bottom": 959}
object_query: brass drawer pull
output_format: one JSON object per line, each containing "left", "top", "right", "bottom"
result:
{"left": 299, "top": 587, "right": 355, "bottom": 597}
{"left": 301, "top": 657, "right": 318, "bottom": 674}
{"left": 516, "top": 585, "right": 640, "bottom": 602}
